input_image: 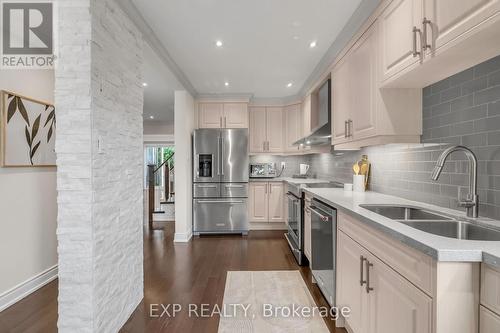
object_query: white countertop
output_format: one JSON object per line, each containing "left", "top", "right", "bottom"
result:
{"left": 249, "top": 177, "right": 328, "bottom": 184}
{"left": 300, "top": 187, "right": 500, "bottom": 268}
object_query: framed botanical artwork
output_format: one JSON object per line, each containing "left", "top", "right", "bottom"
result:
{"left": 1, "top": 90, "right": 56, "bottom": 167}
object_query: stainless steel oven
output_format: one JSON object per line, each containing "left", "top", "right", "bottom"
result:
{"left": 285, "top": 183, "right": 305, "bottom": 265}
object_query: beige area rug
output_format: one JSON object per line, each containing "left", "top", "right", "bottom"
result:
{"left": 218, "top": 271, "right": 330, "bottom": 333}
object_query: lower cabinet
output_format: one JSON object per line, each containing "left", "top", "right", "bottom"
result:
{"left": 248, "top": 182, "right": 285, "bottom": 223}
{"left": 480, "top": 305, "right": 500, "bottom": 333}
{"left": 337, "top": 230, "right": 432, "bottom": 333}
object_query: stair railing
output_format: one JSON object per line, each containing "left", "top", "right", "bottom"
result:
{"left": 147, "top": 153, "right": 174, "bottom": 230}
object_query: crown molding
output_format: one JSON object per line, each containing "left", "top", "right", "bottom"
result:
{"left": 298, "top": 0, "right": 381, "bottom": 97}
{"left": 249, "top": 94, "right": 302, "bottom": 107}
{"left": 196, "top": 93, "right": 253, "bottom": 103}
{"left": 117, "top": 0, "right": 198, "bottom": 97}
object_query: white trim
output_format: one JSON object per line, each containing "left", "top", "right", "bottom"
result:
{"left": 0, "top": 265, "right": 58, "bottom": 312}
{"left": 196, "top": 94, "right": 253, "bottom": 103}
{"left": 174, "top": 232, "right": 193, "bottom": 243}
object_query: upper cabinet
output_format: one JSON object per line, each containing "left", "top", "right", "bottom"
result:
{"left": 198, "top": 102, "right": 248, "bottom": 129}
{"left": 284, "top": 103, "right": 303, "bottom": 153}
{"left": 332, "top": 20, "right": 422, "bottom": 149}
{"left": 249, "top": 106, "right": 284, "bottom": 153}
{"left": 380, "top": 0, "right": 500, "bottom": 86}
{"left": 380, "top": 0, "right": 423, "bottom": 81}
{"left": 302, "top": 95, "right": 312, "bottom": 138}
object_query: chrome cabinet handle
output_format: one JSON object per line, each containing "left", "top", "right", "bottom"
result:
{"left": 360, "top": 256, "right": 367, "bottom": 286}
{"left": 422, "top": 18, "right": 432, "bottom": 51}
{"left": 412, "top": 26, "right": 421, "bottom": 57}
{"left": 224, "top": 116, "right": 227, "bottom": 128}
{"left": 225, "top": 184, "right": 244, "bottom": 188}
{"left": 269, "top": 183, "right": 272, "bottom": 193}
{"left": 344, "top": 121, "right": 348, "bottom": 138}
{"left": 220, "top": 117, "right": 223, "bottom": 128}
{"left": 365, "top": 260, "right": 374, "bottom": 293}
{"left": 262, "top": 141, "right": 266, "bottom": 151}
{"left": 197, "top": 185, "right": 217, "bottom": 188}
{"left": 348, "top": 119, "right": 353, "bottom": 138}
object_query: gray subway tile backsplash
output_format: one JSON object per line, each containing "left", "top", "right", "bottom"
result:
{"left": 268, "top": 54, "right": 500, "bottom": 220}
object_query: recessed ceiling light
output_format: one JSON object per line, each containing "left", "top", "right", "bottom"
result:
{"left": 306, "top": 140, "right": 311, "bottom": 145}
{"left": 215, "top": 40, "right": 223, "bottom": 47}
{"left": 142, "top": 82, "right": 148, "bottom": 87}
{"left": 149, "top": 115, "right": 154, "bottom": 119}
{"left": 224, "top": 82, "right": 229, "bottom": 87}
{"left": 293, "top": 36, "right": 300, "bottom": 40}
{"left": 309, "top": 41, "right": 317, "bottom": 48}
{"left": 287, "top": 82, "right": 293, "bottom": 88}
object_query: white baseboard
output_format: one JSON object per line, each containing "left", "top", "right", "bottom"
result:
{"left": 0, "top": 265, "right": 58, "bottom": 312}
{"left": 249, "top": 222, "right": 287, "bottom": 230}
{"left": 174, "top": 231, "right": 192, "bottom": 243}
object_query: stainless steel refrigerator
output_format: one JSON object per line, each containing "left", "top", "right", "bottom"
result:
{"left": 192, "top": 128, "right": 249, "bottom": 235}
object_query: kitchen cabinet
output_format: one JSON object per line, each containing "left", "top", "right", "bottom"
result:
{"left": 480, "top": 305, "right": 500, "bottom": 333}
{"left": 303, "top": 194, "right": 312, "bottom": 261}
{"left": 198, "top": 102, "right": 248, "bottom": 129}
{"left": 331, "top": 20, "right": 422, "bottom": 149}
{"left": 268, "top": 182, "right": 285, "bottom": 222}
{"left": 248, "top": 182, "right": 284, "bottom": 222}
{"left": 249, "top": 107, "right": 283, "bottom": 153}
{"left": 284, "top": 103, "right": 303, "bottom": 152}
{"left": 248, "top": 182, "right": 268, "bottom": 222}
{"left": 379, "top": 0, "right": 500, "bottom": 86}
{"left": 379, "top": 0, "right": 423, "bottom": 81}
{"left": 337, "top": 230, "right": 432, "bottom": 333}
{"left": 332, "top": 21, "right": 378, "bottom": 145}
{"left": 423, "top": 0, "right": 500, "bottom": 54}
{"left": 302, "top": 95, "right": 312, "bottom": 138}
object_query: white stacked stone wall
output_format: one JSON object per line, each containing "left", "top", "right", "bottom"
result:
{"left": 55, "top": 0, "right": 144, "bottom": 331}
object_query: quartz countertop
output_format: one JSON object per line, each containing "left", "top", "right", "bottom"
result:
{"left": 249, "top": 177, "right": 329, "bottom": 184}
{"left": 301, "top": 188, "right": 500, "bottom": 268}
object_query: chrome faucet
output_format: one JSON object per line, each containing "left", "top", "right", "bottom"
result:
{"left": 431, "top": 145, "right": 479, "bottom": 218}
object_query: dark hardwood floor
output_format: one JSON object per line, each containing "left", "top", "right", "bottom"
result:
{"left": 0, "top": 223, "right": 346, "bottom": 333}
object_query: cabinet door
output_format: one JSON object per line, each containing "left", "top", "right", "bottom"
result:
{"left": 303, "top": 94, "right": 312, "bottom": 137}
{"left": 424, "top": 0, "right": 500, "bottom": 54}
{"left": 367, "top": 253, "right": 432, "bottom": 333}
{"left": 303, "top": 195, "right": 312, "bottom": 261}
{"left": 223, "top": 103, "right": 248, "bottom": 128}
{"left": 268, "top": 183, "right": 284, "bottom": 222}
{"left": 249, "top": 107, "right": 267, "bottom": 153}
{"left": 284, "top": 104, "right": 302, "bottom": 152}
{"left": 332, "top": 61, "right": 351, "bottom": 145}
{"left": 248, "top": 182, "right": 268, "bottom": 222}
{"left": 350, "top": 23, "right": 378, "bottom": 140}
{"left": 480, "top": 305, "right": 500, "bottom": 333}
{"left": 199, "top": 103, "right": 223, "bottom": 128}
{"left": 266, "top": 107, "right": 284, "bottom": 153}
{"left": 337, "top": 231, "right": 368, "bottom": 333}
{"left": 380, "top": 0, "right": 423, "bottom": 81}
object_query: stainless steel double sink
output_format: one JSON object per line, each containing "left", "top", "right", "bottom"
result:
{"left": 360, "top": 205, "right": 500, "bottom": 241}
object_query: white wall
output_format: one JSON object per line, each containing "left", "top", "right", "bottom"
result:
{"left": 174, "top": 90, "right": 195, "bottom": 242}
{"left": 0, "top": 69, "right": 57, "bottom": 306}
{"left": 143, "top": 120, "right": 174, "bottom": 135}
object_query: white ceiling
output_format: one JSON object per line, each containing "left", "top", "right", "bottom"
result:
{"left": 142, "top": 43, "right": 184, "bottom": 122}
{"left": 133, "top": 0, "right": 363, "bottom": 98}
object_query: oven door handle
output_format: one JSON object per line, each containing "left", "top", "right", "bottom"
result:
{"left": 284, "top": 233, "right": 301, "bottom": 255}
{"left": 310, "top": 206, "right": 330, "bottom": 221}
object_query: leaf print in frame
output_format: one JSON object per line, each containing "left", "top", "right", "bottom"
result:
{"left": 1, "top": 90, "right": 56, "bottom": 167}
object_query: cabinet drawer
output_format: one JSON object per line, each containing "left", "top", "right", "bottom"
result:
{"left": 338, "top": 211, "right": 434, "bottom": 295}
{"left": 480, "top": 305, "right": 500, "bottom": 333}
{"left": 481, "top": 264, "right": 500, "bottom": 314}
{"left": 193, "top": 183, "right": 220, "bottom": 198}
{"left": 221, "top": 183, "right": 248, "bottom": 198}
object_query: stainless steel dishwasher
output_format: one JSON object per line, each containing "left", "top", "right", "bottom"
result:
{"left": 310, "top": 198, "right": 336, "bottom": 307}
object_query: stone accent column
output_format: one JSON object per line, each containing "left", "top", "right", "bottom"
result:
{"left": 55, "top": 1, "right": 144, "bottom": 331}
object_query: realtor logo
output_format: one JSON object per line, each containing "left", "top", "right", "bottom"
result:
{"left": 1, "top": 1, "right": 54, "bottom": 69}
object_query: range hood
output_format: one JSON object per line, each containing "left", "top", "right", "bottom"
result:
{"left": 294, "top": 79, "right": 331, "bottom": 147}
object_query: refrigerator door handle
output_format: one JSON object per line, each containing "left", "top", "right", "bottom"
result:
{"left": 217, "top": 136, "right": 221, "bottom": 176}
{"left": 221, "top": 136, "right": 225, "bottom": 176}
{"left": 197, "top": 200, "right": 244, "bottom": 204}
